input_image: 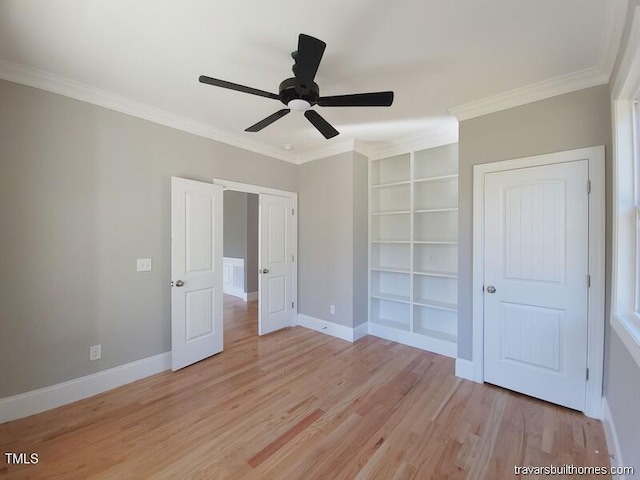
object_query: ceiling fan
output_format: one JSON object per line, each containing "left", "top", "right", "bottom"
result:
{"left": 199, "top": 34, "right": 394, "bottom": 139}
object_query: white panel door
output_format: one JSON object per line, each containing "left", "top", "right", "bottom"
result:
{"left": 259, "top": 194, "right": 293, "bottom": 335}
{"left": 171, "top": 177, "right": 223, "bottom": 371}
{"left": 483, "top": 160, "right": 589, "bottom": 411}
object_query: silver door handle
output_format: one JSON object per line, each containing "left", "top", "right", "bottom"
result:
{"left": 174, "top": 280, "right": 185, "bottom": 287}
{"left": 261, "top": 269, "right": 269, "bottom": 274}
{"left": 486, "top": 285, "right": 496, "bottom": 294}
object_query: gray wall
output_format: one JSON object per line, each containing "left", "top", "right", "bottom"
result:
{"left": 458, "top": 84, "right": 612, "bottom": 360}
{"left": 0, "top": 79, "right": 297, "bottom": 397}
{"left": 298, "top": 151, "right": 368, "bottom": 328}
{"left": 298, "top": 152, "right": 355, "bottom": 327}
{"left": 246, "top": 194, "right": 258, "bottom": 295}
{"left": 223, "top": 191, "right": 247, "bottom": 260}
{"left": 352, "top": 152, "right": 369, "bottom": 327}
{"left": 605, "top": 333, "right": 640, "bottom": 469}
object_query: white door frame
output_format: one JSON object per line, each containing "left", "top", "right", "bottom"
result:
{"left": 212, "top": 178, "right": 298, "bottom": 323}
{"left": 470, "top": 146, "right": 605, "bottom": 418}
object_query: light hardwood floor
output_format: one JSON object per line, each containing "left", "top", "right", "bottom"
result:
{"left": 1, "top": 296, "right": 610, "bottom": 479}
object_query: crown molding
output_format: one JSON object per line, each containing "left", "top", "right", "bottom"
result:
{"left": 0, "top": 58, "right": 401, "bottom": 166}
{"left": 449, "top": 1, "right": 627, "bottom": 122}
{"left": 368, "top": 124, "right": 458, "bottom": 160}
{"left": 449, "top": 66, "right": 608, "bottom": 122}
{"left": 612, "top": 5, "right": 640, "bottom": 98}
{"left": 352, "top": 139, "right": 373, "bottom": 158}
{"left": 598, "top": 0, "right": 629, "bottom": 79}
{"left": 295, "top": 138, "right": 359, "bottom": 164}
{"left": 0, "top": 59, "right": 299, "bottom": 164}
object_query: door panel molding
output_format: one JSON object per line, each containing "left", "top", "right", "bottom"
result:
{"left": 171, "top": 177, "right": 223, "bottom": 371}
{"left": 469, "top": 146, "right": 605, "bottom": 418}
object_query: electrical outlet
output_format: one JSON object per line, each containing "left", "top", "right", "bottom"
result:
{"left": 136, "top": 258, "right": 152, "bottom": 272}
{"left": 330, "top": 305, "right": 335, "bottom": 315}
{"left": 89, "top": 344, "right": 101, "bottom": 361}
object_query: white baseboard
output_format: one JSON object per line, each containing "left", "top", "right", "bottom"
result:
{"left": 602, "top": 396, "right": 627, "bottom": 479}
{"left": 296, "top": 314, "right": 366, "bottom": 343}
{"left": 455, "top": 358, "right": 476, "bottom": 381}
{"left": 0, "top": 352, "right": 171, "bottom": 424}
{"left": 368, "top": 323, "right": 457, "bottom": 358}
{"left": 246, "top": 291, "right": 258, "bottom": 302}
{"left": 353, "top": 322, "right": 369, "bottom": 341}
{"left": 224, "top": 287, "right": 245, "bottom": 300}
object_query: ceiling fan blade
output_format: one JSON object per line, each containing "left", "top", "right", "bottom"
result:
{"left": 318, "top": 91, "right": 394, "bottom": 107}
{"left": 199, "top": 75, "right": 279, "bottom": 100}
{"left": 304, "top": 110, "right": 339, "bottom": 139}
{"left": 245, "top": 109, "right": 291, "bottom": 132}
{"left": 293, "top": 34, "right": 326, "bottom": 91}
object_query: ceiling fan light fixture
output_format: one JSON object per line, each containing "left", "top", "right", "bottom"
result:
{"left": 199, "top": 33, "right": 394, "bottom": 139}
{"left": 287, "top": 99, "right": 311, "bottom": 111}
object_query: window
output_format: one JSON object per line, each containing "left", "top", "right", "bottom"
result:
{"left": 612, "top": 10, "right": 640, "bottom": 368}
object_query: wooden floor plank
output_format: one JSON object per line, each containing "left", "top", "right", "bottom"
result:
{"left": 0, "top": 295, "right": 610, "bottom": 479}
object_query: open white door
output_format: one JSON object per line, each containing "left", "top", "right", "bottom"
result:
{"left": 259, "top": 193, "right": 294, "bottom": 335}
{"left": 483, "top": 160, "right": 589, "bottom": 411}
{"left": 171, "top": 177, "right": 223, "bottom": 371}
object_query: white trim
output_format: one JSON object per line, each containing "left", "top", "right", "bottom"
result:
{"left": 0, "top": 352, "right": 171, "bottom": 424}
{"left": 353, "top": 322, "right": 369, "bottom": 341}
{"left": 213, "top": 178, "right": 296, "bottom": 198}
{"left": 586, "top": 147, "right": 606, "bottom": 419}
{"left": 0, "top": 59, "right": 299, "bottom": 164}
{"left": 246, "top": 291, "right": 258, "bottom": 302}
{"left": 225, "top": 288, "right": 246, "bottom": 300}
{"left": 296, "top": 314, "right": 361, "bottom": 342}
{"left": 597, "top": 0, "right": 630, "bottom": 81}
{"left": 450, "top": 67, "right": 607, "bottom": 121}
{"left": 611, "top": 4, "right": 640, "bottom": 371}
{"left": 368, "top": 125, "right": 459, "bottom": 160}
{"left": 353, "top": 139, "right": 373, "bottom": 159}
{"left": 612, "top": 5, "right": 640, "bottom": 99}
{"left": 612, "top": 314, "right": 640, "bottom": 368}
{"left": 471, "top": 146, "right": 606, "bottom": 418}
{"left": 296, "top": 138, "right": 360, "bottom": 164}
{"left": 450, "top": 2, "right": 627, "bottom": 121}
{"left": 368, "top": 323, "right": 457, "bottom": 358}
{"left": 602, "top": 397, "right": 628, "bottom": 479}
{"left": 455, "top": 358, "right": 475, "bottom": 381}
{"left": 223, "top": 256, "right": 246, "bottom": 300}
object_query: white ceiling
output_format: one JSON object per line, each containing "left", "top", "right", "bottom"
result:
{"left": 0, "top": 0, "right": 627, "bottom": 162}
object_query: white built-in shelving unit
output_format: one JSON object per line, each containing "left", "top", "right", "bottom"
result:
{"left": 368, "top": 143, "right": 458, "bottom": 357}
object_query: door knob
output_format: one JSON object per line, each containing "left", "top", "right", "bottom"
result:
{"left": 486, "top": 285, "right": 496, "bottom": 294}
{"left": 261, "top": 269, "right": 269, "bottom": 274}
{"left": 175, "top": 280, "right": 185, "bottom": 287}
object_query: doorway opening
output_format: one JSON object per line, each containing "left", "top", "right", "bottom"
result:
{"left": 223, "top": 190, "right": 260, "bottom": 344}
{"left": 170, "top": 177, "right": 297, "bottom": 371}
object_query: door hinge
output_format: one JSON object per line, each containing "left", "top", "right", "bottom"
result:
{"left": 587, "top": 274, "right": 591, "bottom": 288}
{"left": 587, "top": 180, "right": 591, "bottom": 194}
{"left": 482, "top": 285, "right": 485, "bottom": 292}
{"left": 586, "top": 368, "right": 589, "bottom": 380}
{"left": 292, "top": 208, "right": 295, "bottom": 215}
{"left": 291, "top": 254, "right": 295, "bottom": 262}
{"left": 292, "top": 301, "right": 295, "bottom": 309}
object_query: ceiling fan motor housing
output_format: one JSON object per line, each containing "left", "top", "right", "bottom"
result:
{"left": 279, "top": 77, "right": 319, "bottom": 106}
